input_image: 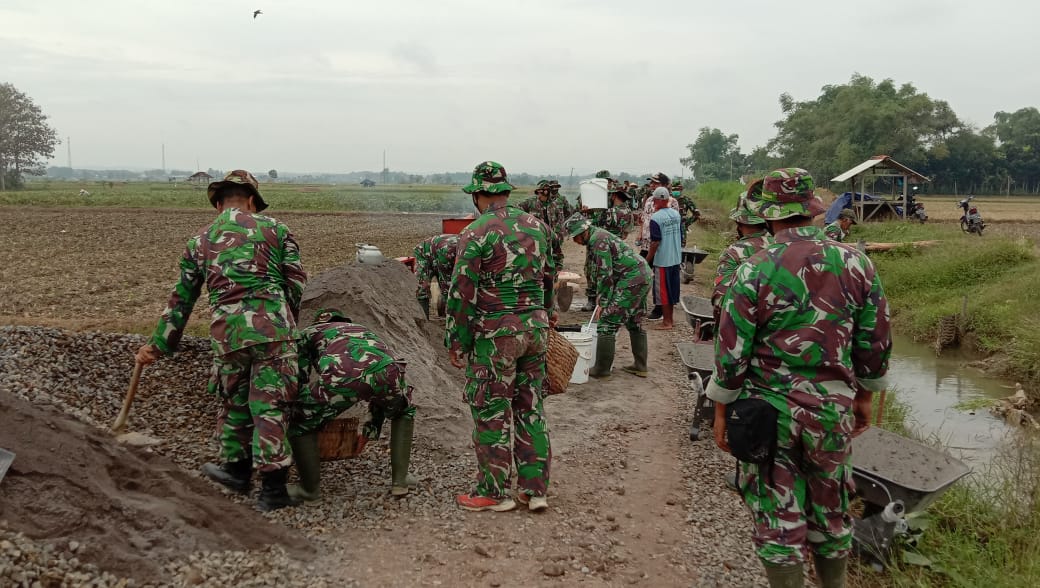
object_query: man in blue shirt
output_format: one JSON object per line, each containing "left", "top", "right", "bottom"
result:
{"left": 648, "top": 186, "right": 683, "bottom": 329}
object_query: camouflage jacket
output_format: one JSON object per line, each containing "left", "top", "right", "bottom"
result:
{"left": 413, "top": 234, "right": 460, "bottom": 300}
{"left": 675, "top": 194, "right": 700, "bottom": 225}
{"left": 711, "top": 231, "right": 772, "bottom": 320}
{"left": 585, "top": 227, "right": 652, "bottom": 301}
{"left": 592, "top": 204, "right": 634, "bottom": 239}
{"left": 298, "top": 321, "right": 396, "bottom": 385}
{"left": 150, "top": 208, "right": 307, "bottom": 357}
{"left": 706, "top": 226, "right": 891, "bottom": 430}
{"left": 445, "top": 202, "right": 551, "bottom": 355}
{"left": 823, "top": 221, "right": 847, "bottom": 242}
{"left": 516, "top": 194, "right": 574, "bottom": 262}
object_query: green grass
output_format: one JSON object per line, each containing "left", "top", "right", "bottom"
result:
{"left": 693, "top": 180, "right": 744, "bottom": 210}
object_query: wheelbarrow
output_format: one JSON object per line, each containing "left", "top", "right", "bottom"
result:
{"left": 676, "top": 341, "right": 715, "bottom": 441}
{"left": 680, "top": 295, "right": 715, "bottom": 343}
{"left": 680, "top": 247, "right": 709, "bottom": 284}
{"left": 850, "top": 427, "right": 971, "bottom": 567}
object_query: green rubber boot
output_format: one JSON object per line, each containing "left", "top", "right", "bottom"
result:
{"left": 621, "top": 329, "right": 648, "bottom": 377}
{"left": 812, "top": 555, "right": 847, "bottom": 588}
{"left": 418, "top": 298, "right": 431, "bottom": 320}
{"left": 589, "top": 333, "right": 615, "bottom": 379}
{"left": 390, "top": 416, "right": 415, "bottom": 497}
{"left": 763, "top": 562, "right": 804, "bottom": 588}
{"left": 287, "top": 433, "right": 321, "bottom": 503}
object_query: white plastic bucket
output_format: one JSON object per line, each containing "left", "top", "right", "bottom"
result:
{"left": 581, "top": 322, "right": 598, "bottom": 359}
{"left": 579, "top": 179, "right": 610, "bottom": 209}
{"left": 560, "top": 331, "right": 594, "bottom": 384}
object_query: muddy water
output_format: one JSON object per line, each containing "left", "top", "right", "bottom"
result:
{"left": 890, "top": 333, "right": 1013, "bottom": 466}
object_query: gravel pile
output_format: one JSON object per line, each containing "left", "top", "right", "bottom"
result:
{"left": 0, "top": 524, "right": 134, "bottom": 588}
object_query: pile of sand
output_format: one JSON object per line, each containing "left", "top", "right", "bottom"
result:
{"left": 300, "top": 260, "right": 470, "bottom": 445}
{"left": 0, "top": 392, "right": 310, "bottom": 583}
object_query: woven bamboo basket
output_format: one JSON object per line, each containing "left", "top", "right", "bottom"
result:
{"left": 546, "top": 329, "right": 579, "bottom": 395}
{"left": 317, "top": 416, "right": 363, "bottom": 461}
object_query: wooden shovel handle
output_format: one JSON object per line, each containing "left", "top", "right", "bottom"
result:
{"left": 111, "top": 362, "right": 144, "bottom": 432}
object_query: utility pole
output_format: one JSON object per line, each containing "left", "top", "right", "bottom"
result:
{"left": 161, "top": 143, "right": 166, "bottom": 174}
{"left": 67, "top": 137, "right": 72, "bottom": 169}
{"left": 569, "top": 167, "right": 574, "bottom": 187}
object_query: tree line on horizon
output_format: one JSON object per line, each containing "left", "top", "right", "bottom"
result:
{"left": 682, "top": 74, "right": 1040, "bottom": 196}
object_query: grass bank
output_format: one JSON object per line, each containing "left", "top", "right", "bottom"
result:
{"left": 692, "top": 180, "right": 744, "bottom": 210}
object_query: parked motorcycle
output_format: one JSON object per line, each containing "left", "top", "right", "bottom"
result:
{"left": 910, "top": 202, "right": 928, "bottom": 224}
{"left": 958, "top": 196, "right": 985, "bottom": 235}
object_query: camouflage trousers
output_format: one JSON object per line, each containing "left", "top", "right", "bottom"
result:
{"left": 465, "top": 328, "right": 552, "bottom": 499}
{"left": 209, "top": 340, "right": 298, "bottom": 473}
{"left": 288, "top": 362, "right": 415, "bottom": 438}
{"left": 583, "top": 255, "right": 597, "bottom": 300}
{"left": 737, "top": 412, "right": 855, "bottom": 565}
{"left": 597, "top": 280, "right": 651, "bottom": 336}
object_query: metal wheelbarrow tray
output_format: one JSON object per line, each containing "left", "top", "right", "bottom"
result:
{"left": 680, "top": 295, "right": 715, "bottom": 342}
{"left": 852, "top": 427, "right": 971, "bottom": 513}
{"left": 676, "top": 341, "right": 715, "bottom": 441}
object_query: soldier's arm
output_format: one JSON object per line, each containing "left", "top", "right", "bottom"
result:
{"left": 851, "top": 262, "right": 892, "bottom": 391}
{"left": 444, "top": 233, "right": 481, "bottom": 355}
{"left": 592, "top": 242, "right": 614, "bottom": 302}
{"left": 281, "top": 227, "right": 307, "bottom": 321}
{"left": 413, "top": 244, "right": 433, "bottom": 300}
{"left": 705, "top": 261, "right": 760, "bottom": 404}
{"left": 149, "top": 238, "right": 205, "bottom": 355}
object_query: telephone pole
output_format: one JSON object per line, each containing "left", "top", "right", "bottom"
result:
{"left": 161, "top": 143, "right": 166, "bottom": 174}
{"left": 67, "top": 137, "right": 72, "bottom": 168}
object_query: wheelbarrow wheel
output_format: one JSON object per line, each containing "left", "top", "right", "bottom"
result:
{"left": 681, "top": 263, "right": 694, "bottom": 284}
{"left": 689, "top": 423, "right": 701, "bottom": 441}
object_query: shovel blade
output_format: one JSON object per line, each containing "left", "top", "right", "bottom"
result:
{"left": 0, "top": 448, "right": 14, "bottom": 485}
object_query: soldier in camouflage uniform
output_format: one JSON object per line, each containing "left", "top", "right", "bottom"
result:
{"left": 711, "top": 180, "right": 772, "bottom": 326}
{"left": 447, "top": 161, "right": 554, "bottom": 513}
{"left": 580, "top": 185, "right": 636, "bottom": 311}
{"left": 705, "top": 168, "right": 891, "bottom": 588}
{"left": 823, "top": 208, "right": 857, "bottom": 242}
{"left": 286, "top": 308, "right": 416, "bottom": 501}
{"left": 566, "top": 214, "right": 652, "bottom": 378}
{"left": 671, "top": 179, "right": 700, "bottom": 248}
{"left": 413, "top": 233, "right": 460, "bottom": 319}
{"left": 517, "top": 179, "right": 574, "bottom": 287}
{"left": 135, "top": 169, "right": 306, "bottom": 512}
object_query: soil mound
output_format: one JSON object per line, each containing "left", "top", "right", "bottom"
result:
{"left": 300, "top": 260, "right": 469, "bottom": 445}
{"left": 0, "top": 392, "right": 310, "bottom": 583}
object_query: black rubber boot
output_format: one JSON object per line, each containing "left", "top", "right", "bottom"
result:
{"left": 580, "top": 291, "right": 596, "bottom": 312}
{"left": 390, "top": 416, "right": 415, "bottom": 497}
{"left": 287, "top": 433, "right": 321, "bottom": 502}
{"left": 256, "top": 468, "right": 300, "bottom": 512}
{"left": 418, "top": 298, "right": 431, "bottom": 319}
{"left": 763, "top": 562, "right": 804, "bottom": 588}
{"left": 647, "top": 305, "right": 663, "bottom": 320}
{"left": 621, "top": 329, "right": 648, "bottom": 377}
{"left": 589, "top": 333, "right": 615, "bottom": 379}
{"left": 201, "top": 459, "right": 252, "bottom": 494}
{"left": 436, "top": 298, "right": 447, "bottom": 318}
{"left": 812, "top": 555, "right": 847, "bottom": 588}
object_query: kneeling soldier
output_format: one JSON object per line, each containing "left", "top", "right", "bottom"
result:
{"left": 288, "top": 308, "right": 416, "bottom": 501}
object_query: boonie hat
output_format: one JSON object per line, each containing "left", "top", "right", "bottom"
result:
{"left": 536, "top": 179, "right": 551, "bottom": 191}
{"left": 207, "top": 169, "right": 268, "bottom": 212}
{"left": 647, "top": 172, "right": 670, "bottom": 185}
{"left": 564, "top": 212, "right": 593, "bottom": 238}
{"left": 753, "top": 167, "right": 826, "bottom": 220}
{"left": 652, "top": 186, "right": 671, "bottom": 200}
{"left": 729, "top": 181, "right": 767, "bottom": 225}
{"left": 838, "top": 208, "right": 858, "bottom": 224}
{"left": 462, "top": 161, "right": 515, "bottom": 195}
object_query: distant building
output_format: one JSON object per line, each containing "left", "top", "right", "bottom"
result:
{"left": 187, "top": 171, "right": 213, "bottom": 184}
{"left": 360, "top": 179, "right": 376, "bottom": 187}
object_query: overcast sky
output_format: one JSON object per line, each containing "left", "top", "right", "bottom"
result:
{"left": 2, "top": 0, "right": 1037, "bottom": 176}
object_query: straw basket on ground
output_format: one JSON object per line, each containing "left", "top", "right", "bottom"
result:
{"left": 546, "top": 329, "right": 579, "bottom": 395}
{"left": 317, "top": 417, "right": 363, "bottom": 461}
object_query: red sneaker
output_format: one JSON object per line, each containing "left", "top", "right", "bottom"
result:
{"left": 456, "top": 493, "right": 516, "bottom": 512}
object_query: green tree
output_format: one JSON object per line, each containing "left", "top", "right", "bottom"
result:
{"left": 769, "top": 74, "right": 961, "bottom": 183}
{"left": 0, "top": 83, "right": 60, "bottom": 190}
{"left": 680, "top": 127, "right": 744, "bottom": 183}
{"left": 927, "top": 128, "right": 1002, "bottom": 194}
{"left": 987, "top": 107, "right": 1040, "bottom": 193}
{"left": 268, "top": 169, "right": 278, "bottom": 180}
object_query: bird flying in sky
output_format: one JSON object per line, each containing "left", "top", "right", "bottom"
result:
{"left": 253, "top": 9, "right": 262, "bottom": 19}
